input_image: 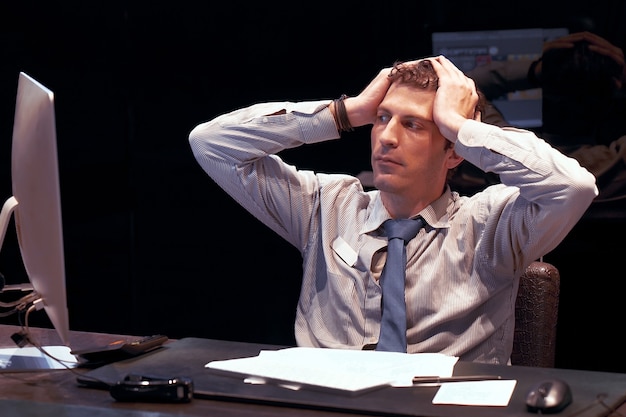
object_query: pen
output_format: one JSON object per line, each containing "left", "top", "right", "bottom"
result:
{"left": 412, "top": 375, "right": 502, "bottom": 384}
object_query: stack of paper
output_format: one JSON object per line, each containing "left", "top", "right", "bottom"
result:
{"left": 206, "top": 347, "right": 458, "bottom": 395}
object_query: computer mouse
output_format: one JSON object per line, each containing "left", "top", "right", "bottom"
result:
{"left": 526, "top": 378, "right": 573, "bottom": 413}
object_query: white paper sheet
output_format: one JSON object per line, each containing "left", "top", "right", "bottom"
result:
{"left": 432, "top": 379, "right": 518, "bottom": 406}
{"left": 206, "top": 347, "right": 458, "bottom": 395}
{"left": 0, "top": 346, "right": 78, "bottom": 371}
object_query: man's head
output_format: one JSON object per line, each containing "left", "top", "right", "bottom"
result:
{"left": 387, "top": 59, "right": 485, "bottom": 121}
{"left": 541, "top": 39, "right": 623, "bottom": 139}
{"left": 541, "top": 40, "right": 621, "bottom": 98}
{"left": 369, "top": 59, "right": 471, "bottom": 218}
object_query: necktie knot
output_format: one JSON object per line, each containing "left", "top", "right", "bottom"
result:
{"left": 383, "top": 218, "right": 424, "bottom": 243}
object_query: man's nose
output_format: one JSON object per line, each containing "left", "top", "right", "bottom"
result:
{"left": 378, "top": 119, "right": 400, "bottom": 147}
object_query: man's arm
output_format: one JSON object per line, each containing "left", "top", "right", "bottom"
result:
{"left": 188, "top": 100, "right": 340, "bottom": 248}
{"left": 431, "top": 55, "right": 598, "bottom": 260}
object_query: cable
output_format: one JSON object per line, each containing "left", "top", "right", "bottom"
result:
{"left": 13, "top": 307, "right": 114, "bottom": 388}
{"left": 597, "top": 393, "right": 626, "bottom": 417}
{"left": 0, "top": 291, "right": 39, "bottom": 309}
{"left": 562, "top": 393, "right": 626, "bottom": 417}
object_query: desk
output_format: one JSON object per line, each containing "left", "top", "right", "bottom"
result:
{"left": 1, "top": 325, "right": 625, "bottom": 417}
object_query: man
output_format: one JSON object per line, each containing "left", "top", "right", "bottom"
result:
{"left": 189, "top": 56, "right": 597, "bottom": 364}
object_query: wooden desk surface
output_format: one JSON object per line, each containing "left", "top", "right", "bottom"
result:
{"left": 0, "top": 325, "right": 365, "bottom": 417}
{"left": 1, "top": 324, "right": 626, "bottom": 417}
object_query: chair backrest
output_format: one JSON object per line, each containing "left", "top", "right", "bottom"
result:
{"left": 511, "top": 261, "right": 561, "bottom": 368}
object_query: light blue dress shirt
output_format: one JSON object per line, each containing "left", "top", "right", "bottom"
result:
{"left": 189, "top": 100, "right": 597, "bottom": 365}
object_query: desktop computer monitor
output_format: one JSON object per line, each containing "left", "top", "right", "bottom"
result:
{"left": 0, "top": 72, "right": 69, "bottom": 347}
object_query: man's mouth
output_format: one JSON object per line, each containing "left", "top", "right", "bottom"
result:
{"left": 374, "top": 155, "right": 402, "bottom": 166}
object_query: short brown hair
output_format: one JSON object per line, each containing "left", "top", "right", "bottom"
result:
{"left": 388, "top": 59, "right": 485, "bottom": 115}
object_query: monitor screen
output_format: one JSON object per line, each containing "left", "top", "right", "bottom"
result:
{"left": 0, "top": 72, "right": 69, "bottom": 346}
{"left": 431, "top": 27, "right": 569, "bottom": 128}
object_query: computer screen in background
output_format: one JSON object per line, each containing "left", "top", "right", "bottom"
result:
{"left": 431, "top": 27, "right": 569, "bottom": 128}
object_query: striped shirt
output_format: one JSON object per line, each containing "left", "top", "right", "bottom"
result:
{"left": 189, "top": 100, "right": 597, "bottom": 365}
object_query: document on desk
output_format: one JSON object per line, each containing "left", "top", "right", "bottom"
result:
{"left": 205, "top": 347, "right": 458, "bottom": 395}
{"left": 0, "top": 346, "right": 78, "bottom": 371}
{"left": 432, "top": 379, "right": 518, "bottom": 406}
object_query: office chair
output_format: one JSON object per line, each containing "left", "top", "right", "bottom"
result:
{"left": 511, "top": 261, "right": 560, "bottom": 368}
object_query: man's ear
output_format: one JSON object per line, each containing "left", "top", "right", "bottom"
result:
{"left": 447, "top": 148, "right": 464, "bottom": 169}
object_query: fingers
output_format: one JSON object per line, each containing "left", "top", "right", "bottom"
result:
{"left": 587, "top": 41, "right": 625, "bottom": 68}
{"left": 429, "top": 55, "right": 479, "bottom": 115}
{"left": 428, "top": 56, "right": 480, "bottom": 140}
{"left": 428, "top": 56, "right": 470, "bottom": 89}
{"left": 548, "top": 31, "right": 626, "bottom": 87}
{"left": 543, "top": 39, "right": 577, "bottom": 53}
{"left": 579, "top": 33, "right": 625, "bottom": 87}
{"left": 348, "top": 66, "right": 395, "bottom": 127}
{"left": 542, "top": 32, "right": 592, "bottom": 53}
{"left": 545, "top": 31, "right": 624, "bottom": 65}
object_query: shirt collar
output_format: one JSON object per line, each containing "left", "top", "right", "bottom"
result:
{"left": 361, "top": 186, "right": 455, "bottom": 234}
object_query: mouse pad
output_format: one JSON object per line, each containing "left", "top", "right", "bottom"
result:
{"left": 77, "top": 337, "right": 626, "bottom": 417}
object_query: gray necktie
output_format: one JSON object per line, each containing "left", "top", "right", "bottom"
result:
{"left": 376, "top": 217, "right": 424, "bottom": 352}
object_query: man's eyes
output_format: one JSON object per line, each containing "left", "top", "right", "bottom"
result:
{"left": 405, "top": 120, "right": 424, "bottom": 130}
{"left": 375, "top": 114, "right": 425, "bottom": 130}
{"left": 376, "top": 114, "right": 390, "bottom": 123}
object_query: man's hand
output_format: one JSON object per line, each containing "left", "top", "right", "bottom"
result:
{"left": 428, "top": 56, "right": 480, "bottom": 141}
{"left": 332, "top": 67, "right": 393, "bottom": 130}
{"left": 334, "top": 60, "right": 426, "bottom": 129}
{"left": 540, "top": 31, "right": 625, "bottom": 89}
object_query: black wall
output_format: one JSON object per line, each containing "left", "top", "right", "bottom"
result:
{"left": 1, "top": 1, "right": 625, "bottom": 372}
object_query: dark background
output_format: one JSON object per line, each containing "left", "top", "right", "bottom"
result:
{"left": 0, "top": 1, "right": 625, "bottom": 373}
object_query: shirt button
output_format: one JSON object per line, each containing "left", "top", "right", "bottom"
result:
{"left": 262, "top": 117, "right": 269, "bottom": 123}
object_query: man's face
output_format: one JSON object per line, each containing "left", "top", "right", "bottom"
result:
{"left": 370, "top": 83, "right": 458, "bottom": 198}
